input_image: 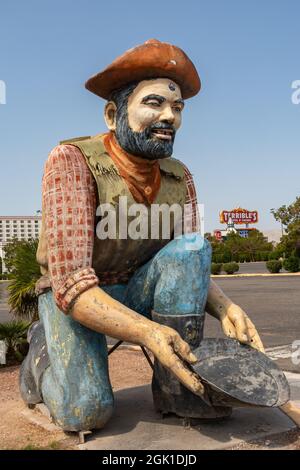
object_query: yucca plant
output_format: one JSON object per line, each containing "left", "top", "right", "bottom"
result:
{"left": 0, "top": 320, "right": 31, "bottom": 362}
{"left": 5, "top": 239, "right": 40, "bottom": 321}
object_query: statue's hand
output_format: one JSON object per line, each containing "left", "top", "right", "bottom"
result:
{"left": 145, "top": 324, "right": 205, "bottom": 397}
{"left": 221, "top": 303, "right": 265, "bottom": 353}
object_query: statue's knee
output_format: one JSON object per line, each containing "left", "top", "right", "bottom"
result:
{"left": 168, "top": 234, "right": 211, "bottom": 269}
{"left": 155, "top": 234, "right": 211, "bottom": 276}
{"left": 178, "top": 233, "right": 212, "bottom": 257}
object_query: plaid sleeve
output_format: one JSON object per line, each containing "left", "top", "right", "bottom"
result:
{"left": 42, "top": 144, "right": 99, "bottom": 313}
{"left": 182, "top": 163, "right": 200, "bottom": 234}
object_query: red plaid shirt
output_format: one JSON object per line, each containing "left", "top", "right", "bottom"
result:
{"left": 42, "top": 144, "right": 200, "bottom": 312}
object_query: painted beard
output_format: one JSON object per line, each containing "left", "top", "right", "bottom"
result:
{"left": 114, "top": 110, "right": 176, "bottom": 160}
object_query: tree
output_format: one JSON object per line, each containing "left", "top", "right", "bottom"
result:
{"left": 271, "top": 197, "right": 300, "bottom": 257}
{"left": 211, "top": 230, "right": 273, "bottom": 262}
{"left": 0, "top": 320, "right": 30, "bottom": 362}
{"left": 3, "top": 238, "right": 40, "bottom": 320}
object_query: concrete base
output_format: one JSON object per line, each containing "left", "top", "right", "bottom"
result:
{"left": 79, "top": 384, "right": 297, "bottom": 450}
{"left": 21, "top": 372, "right": 300, "bottom": 450}
{"left": 21, "top": 404, "right": 60, "bottom": 433}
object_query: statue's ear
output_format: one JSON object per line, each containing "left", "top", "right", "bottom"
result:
{"left": 104, "top": 101, "right": 117, "bottom": 131}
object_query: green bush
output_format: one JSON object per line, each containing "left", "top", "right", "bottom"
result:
{"left": 283, "top": 256, "right": 300, "bottom": 273}
{"left": 223, "top": 262, "right": 239, "bottom": 275}
{"left": 222, "top": 253, "right": 231, "bottom": 263}
{"left": 254, "top": 252, "right": 262, "bottom": 261}
{"left": 266, "top": 260, "right": 282, "bottom": 273}
{"left": 261, "top": 251, "right": 271, "bottom": 261}
{"left": 211, "top": 263, "right": 222, "bottom": 275}
{"left": 268, "top": 251, "right": 280, "bottom": 261}
{"left": 0, "top": 320, "right": 30, "bottom": 362}
{"left": 292, "top": 247, "right": 300, "bottom": 259}
{"left": 214, "top": 254, "right": 223, "bottom": 264}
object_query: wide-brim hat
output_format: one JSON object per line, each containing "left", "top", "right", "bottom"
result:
{"left": 85, "top": 39, "right": 201, "bottom": 100}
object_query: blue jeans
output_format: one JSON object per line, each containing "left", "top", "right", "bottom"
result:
{"left": 34, "top": 234, "right": 211, "bottom": 431}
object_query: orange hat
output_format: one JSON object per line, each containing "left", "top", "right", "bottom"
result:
{"left": 85, "top": 39, "right": 201, "bottom": 100}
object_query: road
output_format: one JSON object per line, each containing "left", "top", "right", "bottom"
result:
{"left": 0, "top": 282, "right": 11, "bottom": 323}
{"left": 206, "top": 276, "right": 300, "bottom": 347}
{"left": 227, "top": 261, "right": 287, "bottom": 274}
{"left": 205, "top": 276, "right": 300, "bottom": 372}
{"left": 1, "top": 275, "right": 299, "bottom": 370}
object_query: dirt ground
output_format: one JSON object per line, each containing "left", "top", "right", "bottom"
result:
{"left": 0, "top": 348, "right": 299, "bottom": 450}
{"left": 0, "top": 348, "right": 152, "bottom": 450}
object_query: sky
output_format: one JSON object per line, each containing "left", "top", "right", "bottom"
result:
{"left": 0, "top": 0, "right": 299, "bottom": 233}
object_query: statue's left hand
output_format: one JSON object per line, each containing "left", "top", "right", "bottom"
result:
{"left": 221, "top": 303, "right": 265, "bottom": 353}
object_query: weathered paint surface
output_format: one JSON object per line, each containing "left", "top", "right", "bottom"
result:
{"left": 39, "top": 292, "right": 114, "bottom": 431}
{"left": 21, "top": 233, "right": 212, "bottom": 431}
{"left": 124, "top": 233, "right": 212, "bottom": 318}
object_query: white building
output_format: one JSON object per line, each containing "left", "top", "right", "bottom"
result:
{"left": 0, "top": 215, "right": 42, "bottom": 273}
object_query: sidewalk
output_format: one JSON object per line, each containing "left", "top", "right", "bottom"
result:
{"left": 79, "top": 371, "right": 300, "bottom": 450}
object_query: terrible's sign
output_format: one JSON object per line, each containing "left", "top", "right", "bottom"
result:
{"left": 219, "top": 208, "right": 258, "bottom": 225}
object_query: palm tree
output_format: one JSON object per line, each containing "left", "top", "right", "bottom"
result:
{"left": 0, "top": 320, "right": 31, "bottom": 362}
{"left": 4, "top": 239, "right": 40, "bottom": 321}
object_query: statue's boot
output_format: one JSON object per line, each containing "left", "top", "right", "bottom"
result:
{"left": 19, "top": 321, "right": 49, "bottom": 405}
{"left": 151, "top": 311, "right": 232, "bottom": 419}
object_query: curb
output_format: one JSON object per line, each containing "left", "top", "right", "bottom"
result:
{"left": 211, "top": 273, "right": 300, "bottom": 278}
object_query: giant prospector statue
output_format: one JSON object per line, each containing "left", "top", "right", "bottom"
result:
{"left": 20, "top": 39, "right": 297, "bottom": 432}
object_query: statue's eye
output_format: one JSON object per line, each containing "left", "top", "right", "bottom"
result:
{"left": 146, "top": 100, "right": 160, "bottom": 107}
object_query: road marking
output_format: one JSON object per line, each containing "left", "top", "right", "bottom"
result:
{"left": 266, "top": 344, "right": 295, "bottom": 361}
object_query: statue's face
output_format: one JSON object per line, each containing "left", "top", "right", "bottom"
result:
{"left": 105, "top": 78, "right": 184, "bottom": 159}
{"left": 127, "top": 78, "right": 184, "bottom": 135}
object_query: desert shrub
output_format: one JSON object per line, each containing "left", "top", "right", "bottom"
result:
{"left": 283, "top": 256, "right": 299, "bottom": 273}
{"left": 211, "top": 263, "right": 222, "bottom": 275}
{"left": 266, "top": 260, "right": 282, "bottom": 273}
{"left": 223, "top": 262, "right": 239, "bottom": 275}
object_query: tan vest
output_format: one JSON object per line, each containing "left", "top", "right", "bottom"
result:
{"left": 37, "top": 134, "right": 187, "bottom": 285}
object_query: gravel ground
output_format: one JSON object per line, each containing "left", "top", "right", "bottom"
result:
{"left": 0, "top": 349, "right": 299, "bottom": 450}
{"left": 0, "top": 349, "right": 152, "bottom": 450}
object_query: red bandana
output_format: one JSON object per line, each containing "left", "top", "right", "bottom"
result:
{"left": 103, "top": 132, "right": 161, "bottom": 204}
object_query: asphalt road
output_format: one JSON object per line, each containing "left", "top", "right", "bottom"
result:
{"left": 224, "top": 261, "right": 287, "bottom": 274}
{"left": 237, "top": 261, "right": 270, "bottom": 274}
{"left": 0, "top": 281, "right": 11, "bottom": 323}
{"left": 205, "top": 276, "right": 300, "bottom": 348}
{"left": 1, "top": 275, "right": 299, "bottom": 368}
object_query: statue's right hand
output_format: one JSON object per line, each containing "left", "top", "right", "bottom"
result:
{"left": 145, "top": 324, "right": 205, "bottom": 397}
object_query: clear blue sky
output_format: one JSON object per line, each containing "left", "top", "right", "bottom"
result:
{"left": 0, "top": 0, "right": 299, "bottom": 233}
